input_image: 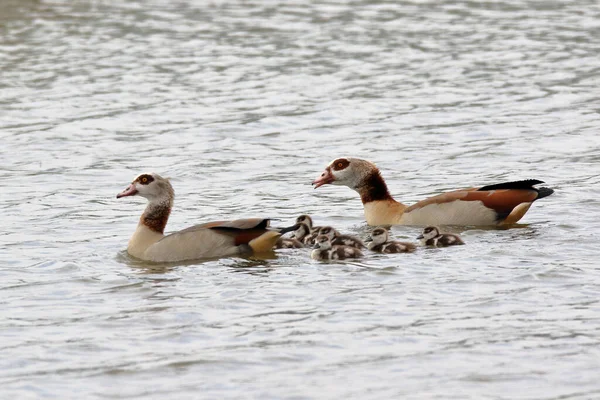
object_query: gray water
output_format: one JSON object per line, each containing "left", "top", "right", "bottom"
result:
{"left": 2, "top": 0, "right": 600, "bottom": 398}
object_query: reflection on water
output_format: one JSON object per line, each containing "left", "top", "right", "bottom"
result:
{"left": 2, "top": 0, "right": 600, "bottom": 398}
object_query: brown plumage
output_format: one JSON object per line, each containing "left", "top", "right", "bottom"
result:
{"left": 275, "top": 237, "right": 305, "bottom": 249}
{"left": 318, "top": 226, "right": 365, "bottom": 249}
{"left": 311, "top": 235, "right": 363, "bottom": 261}
{"left": 295, "top": 215, "right": 323, "bottom": 246}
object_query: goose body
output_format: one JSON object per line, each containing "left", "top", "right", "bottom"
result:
{"left": 311, "top": 235, "right": 363, "bottom": 261}
{"left": 312, "top": 158, "right": 554, "bottom": 226}
{"left": 367, "top": 228, "right": 416, "bottom": 253}
{"left": 417, "top": 226, "right": 465, "bottom": 247}
{"left": 117, "top": 173, "right": 293, "bottom": 262}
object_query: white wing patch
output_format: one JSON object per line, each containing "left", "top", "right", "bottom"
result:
{"left": 401, "top": 200, "right": 497, "bottom": 226}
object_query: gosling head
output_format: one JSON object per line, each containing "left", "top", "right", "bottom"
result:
{"left": 295, "top": 215, "right": 314, "bottom": 229}
{"left": 417, "top": 226, "right": 440, "bottom": 241}
{"left": 318, "top": 226, "right": 339, "bottom": 240}
{"left": 313, "top": 235, "right": 332, "bottom": 250}
{"left": 369, "top": 227, "right": 389, "bottom": 245}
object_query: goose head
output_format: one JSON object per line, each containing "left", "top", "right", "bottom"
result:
{"left": 116, "top": 173, "right": 174, "bottom": 203}
{"left": 417, "top": 226, "right": 440, "bottom": 241}
{"left": 312, "top": 157, "right": 378, "bottom": 190}
{"left": 313, "top": 235, "right": 332, "bottom": 250}
{"left": 369, "top": 227, "right": 389, "bottom": 245}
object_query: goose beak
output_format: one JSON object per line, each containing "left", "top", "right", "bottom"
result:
{"left": 273, "top": 224, "right": 300, "bottom": 235}
{"left": 116, "top": 183, "right": 138, "bottom": 199}
{"left": 312, "top": 168, "right": 334, "bottom": 189}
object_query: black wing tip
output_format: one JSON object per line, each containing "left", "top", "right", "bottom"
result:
{"left": 257, "top": 218, "right": 270, "bottom": 230}
{"left": 478, "top": 179, "right": 546, "bottom": 191}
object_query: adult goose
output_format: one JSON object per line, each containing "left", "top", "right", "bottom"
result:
{"left": 312, "top": 157, "right": 554, "bottom": 226}
{"left": 117, "top": 173, "right": 296, "bottom": 262}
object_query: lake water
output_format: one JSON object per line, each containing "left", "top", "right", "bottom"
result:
{"left": 2, "top": 0, "right": 600, "bottom": 398}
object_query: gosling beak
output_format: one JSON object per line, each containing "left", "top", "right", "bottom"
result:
{"left": 312, "top": 168, "right": 334, "bottom": 189}
{"left": 416, "top": 234, "right": 424, "bottom": 240}
{"left": 116, "top": 183, "right": 138, "bottom": 199}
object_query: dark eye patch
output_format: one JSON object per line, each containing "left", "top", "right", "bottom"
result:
{"left": 332, "top": 158, "right": 350, "bottom": 171}
{"left": 137, "top": 174, "right": 154, "bottom": 185}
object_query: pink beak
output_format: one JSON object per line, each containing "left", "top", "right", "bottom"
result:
{"left": 312, "top": 168, "right": 334, "bottom": 189}
{"left": 116, "top": 183, "right": 138, "bottom": 199}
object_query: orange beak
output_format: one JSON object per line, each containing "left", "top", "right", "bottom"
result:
{"left": 116, "top": 183, "right": 138, "bottom": 199}
{"left": 312, "top": 168, "right": 334, "bottom": 189}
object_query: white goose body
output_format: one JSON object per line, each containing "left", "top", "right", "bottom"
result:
{"left": 394, "top": 200, "right": 498, "bottom": 226}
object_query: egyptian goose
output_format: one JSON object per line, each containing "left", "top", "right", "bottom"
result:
{"left": 311, "top": 235, "right": 363, "bottom": 261}
{"left": 318, "top": 226, "right": 365, "bottom": 249}
{"left": 367, "top": 228, "right": 416, "bottom": 253}
{"left": 117, "top": 173, "right": 296, "bottom": 262}
{"left": 417, "top": 226, "right": 465, "bottom": 247}
{"left": 312, "top": 157, "right": 554, "bottom": 226}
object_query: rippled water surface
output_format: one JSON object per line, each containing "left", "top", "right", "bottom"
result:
{"left": 2, "top": 0, "right": 600, "bottom": 398}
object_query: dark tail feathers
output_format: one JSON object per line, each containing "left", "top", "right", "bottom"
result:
{"left": 478, "top": 179, "right": 544, "bottom": 191}
{"left": 536, "top": 187, "right": 554, "bottom": 200}
{"left": 478, "top": 179, "right": 554, "bottom": 200}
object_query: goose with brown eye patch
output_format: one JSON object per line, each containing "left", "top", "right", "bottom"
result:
{"left": 115, "top": 172, "right": 298, "bottom": 262}
{"left": 312, "top": 157, "right": 554, "bottom": 226}
{"left": 417, "top": 226, "right": 465, "bottom": 247}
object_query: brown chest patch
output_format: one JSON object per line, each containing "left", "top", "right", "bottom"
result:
{"left": 141, "top": 204, "right": 171, "bottom": 234}
{"left": 358, "top": 171, "right": 393, "bottom": 204}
